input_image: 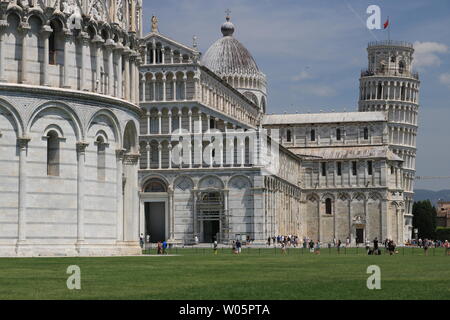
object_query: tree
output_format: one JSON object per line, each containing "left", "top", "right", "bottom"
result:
{"left": 412, "top": 200, "right": 437, "bottom": 239}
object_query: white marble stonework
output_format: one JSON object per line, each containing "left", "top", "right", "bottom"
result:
{"left": 0, "top": 0, "right": 143, "bottom": 256}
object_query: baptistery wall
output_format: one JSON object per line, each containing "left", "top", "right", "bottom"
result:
{"left": 0, "top": 0, "right": 143, "bottom": 256}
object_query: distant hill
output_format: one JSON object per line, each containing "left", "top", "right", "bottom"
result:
{"left": 414, "top": 189, "right": 450, "bottom": 205}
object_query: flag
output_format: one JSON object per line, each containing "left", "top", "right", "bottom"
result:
{"left": 383, "top": 18, "right": 389, "bottom": 29}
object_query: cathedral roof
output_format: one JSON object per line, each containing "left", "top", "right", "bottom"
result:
{"left": 201, "top": 15, "right": 261, "bottom": 77}
{"left": 263, "top": 112, "right": 387, "bottom": 125}
{"left": 290, "top": 146, "right": 403, "bottom": 161}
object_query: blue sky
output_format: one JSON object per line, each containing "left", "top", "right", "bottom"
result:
{"left": 142, "top": 0, "right": 450, "bottom": 190}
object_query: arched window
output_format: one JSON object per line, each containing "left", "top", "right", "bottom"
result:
{"left": 398, "top": 61, "right": 405, "bottom": 74}
{"left": 49, "top": 20, "right": 63, "bottom": 65}
{"left": 377, "top": 83, "right": 382, "bottom": 99}
{"left": 336, "top": 128, "right": 341, "bottom": 141}
{"left": 325, "top": 198, "right": 332, "bottom": 214}
{"left": 47, "top": 130, "right": 60, "bottom": 176}
{"left": 147, "top": 44, "right": 154, "bottom": 64}
{"left": 155, "top": 44, "right": 162, "bottom": 64}
{"left": 363, "top": 127, "right": 369, "bottom": 140}
{"left": 310, "top": 129, "right": 316, "bottom": 141}
{"left": 96, "top": 136, "right": 106, "bottom": 181}
{"left": 286, "top": 129, "right": 292, "bottom": 142}
{"left": 144, "top": 178, "right": 167, "bottom": 192}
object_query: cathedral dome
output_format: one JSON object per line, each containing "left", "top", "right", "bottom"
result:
{"left": 201, "top": 15, "right": 260, "bottom": 77}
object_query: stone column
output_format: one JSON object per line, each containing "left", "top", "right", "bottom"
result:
{"left": 192, "top": 191, "right": 198, "bottom": 240}
{"left": 183, "top": 76, "right": 187, "bottom": 101}
{"left": 140, "top": 75, "right": 146, "bottom": 102}
{"left": 168, "top": 144, "right": 172, "bottom": 169}
{"left": 168, "top": 187, "right": 175, "bottom": 240}
{"left": 105, "top": 39, "right": 115, "bottom": 96}
{"left": 79, "top": 32, "right": 90, "bottom": 91}
{"left": 41, "top": 25, "right": 53, "bottom": 86}
{"left": 151, "top": 79, "right": 156, "bottom": 101}
{"left": 123, "top": 153, "right": 140, "bottom": 244}
{"left": 178, "top": 111, "right": 182, "bottom": 131}
{"left": 0, "top": 20, "right": 8, "bottom": 82}
{"left": 76, "top": 142, "right": 89, "bottom": 251}
{"left": 168, "top": 110, "right": 172, "bottom": 134}
{"left": 162, "top": 74, "right": 166, "bottom": 101}
{"left": 173, "top": 78, "right": 177, "bottom": 100}
{"left": 20, "top": 22, "right": 31, "bottom": 84}
{"left": 116, "top": 149, "right": 125, "bottom": 242}
{"left": 17, "top": 137, "right": 30, "bottom": 248}
{"left": 92, "top": 36, "right": 104, "bottom": 93}
{"left": 158, "top": 111, "right": 162, "bottom": 134}
{"left": 146, "top": 142, "right": 150, "bottom": 169}
{"left": 146, "top": 110, "right": 150, "bottom": 134}
{"left": 158, "top": 143, "right": 162, "bottom": 169}
{"left": 114, "top": 44, "right": 124, "bottom": 98}
{"left": 123, "top": 49, "right": 131, "bottom": 100}
{"left": 63, "top": 29, "right": 73, "bottom": 88}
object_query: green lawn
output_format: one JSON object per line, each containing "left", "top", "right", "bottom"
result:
{"left": 0, "top": 248, "right": 449, "bottom": 300}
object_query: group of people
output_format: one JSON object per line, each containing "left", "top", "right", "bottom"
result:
{"left": 267, "top": 235, "right": 301, "bottom": 247}
{"left": 231, "top": 239, "right": 242, "bottom": 254}
{"left": 156, "top": 240, "right": 168, "bottom": 254}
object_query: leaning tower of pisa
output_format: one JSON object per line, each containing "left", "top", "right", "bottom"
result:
{"left": 359, "top": 40, "right": 420, "bottom": 241}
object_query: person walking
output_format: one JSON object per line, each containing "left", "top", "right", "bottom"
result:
{"left": 139, "top": 233, "right": 144, "bottom": 249}
{"left": 162, "top": 240, "right": 168, "bottom": 254}
{"left": 315, "top": 240, "right": 321, "bottom": 255}
{"left": 281, "top": 241, "right": 287, "bottom": 254}
{"left": 373, "top": 237, "right": 379, "bottom": 255}
{"left": 423, "top": 239, "right": 429, "bottom": 256}
{"left": 337, "top": 239, "right": 341, "bottom": 254}
{"left": 309, "top": 239, "right": 315, "bottom": 253}
{"left": 236, "top": 239, "right": 242, "bottom": 254}
{"left": 213, "top": 240, "right": 218, "bottom": 255}
{"left": 444, "top": 240, "right": 449, "bottom": 256}
{"left": 157, "top": 241, "right": 162, "bottom": 255}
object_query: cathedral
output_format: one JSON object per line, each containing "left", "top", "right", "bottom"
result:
{"left": 0, "top": 1, "right": 419, "bottom": 256}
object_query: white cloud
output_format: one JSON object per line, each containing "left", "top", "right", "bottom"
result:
{"left": 292, "top": 70, "right": 313, "bottom": 81}
{"left": 413, "top": 41, "right": 449, "bottom": 68}
{"left": 439, "top": 73, "right": 450, "bottom": 87}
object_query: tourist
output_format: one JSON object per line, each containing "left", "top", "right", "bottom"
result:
{"left": 365, "top": 239, "right": 370, "bottom": 252}
{"left": 157, "top": 241, "right": 162, "bottom": 255}
{"left": 444, "top": 240, "right": 449, "bottom": 255}
{"left": 267, "top": 237, "right": 271, "bottom": 247}
{"left": 139, "top": 233, "right": 144, "bottom": 249}
{"left": 309, "top": 239, "right": 315, "bottom": 253}
{"left": 236, "top": 239, "right": 242, "bottom": 254}
{"left": 423, "top": 239, "right": 429, "bottom": 256}
{"left": 373, "top": 237, "right": 379, "bottom": 255}
{"left": 337, "top": 239, "right": 341, "bottom": 254}
{"left": 388, "top": 240, "right": 396, "bottom": 255}
{"left": 162, "top": 240, "right": 168, "bottom": 254}
{"left": 213, "top": 240, "right": 218, "bottom": 255}
{"left": 281, "top": 241, "right": 287, "bottom": 254}
{"left": 194, "top": 235, "right": 199, "bottom": 245}
{"left": 315, "top": 240, "right": 321, "bottom": 255}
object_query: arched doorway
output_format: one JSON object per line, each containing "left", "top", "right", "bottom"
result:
{"left": 198, "top": 191, "right": 223, "bottom": 243}
{"left": 142, "top": 178, "right": 168, "bottom": 243}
